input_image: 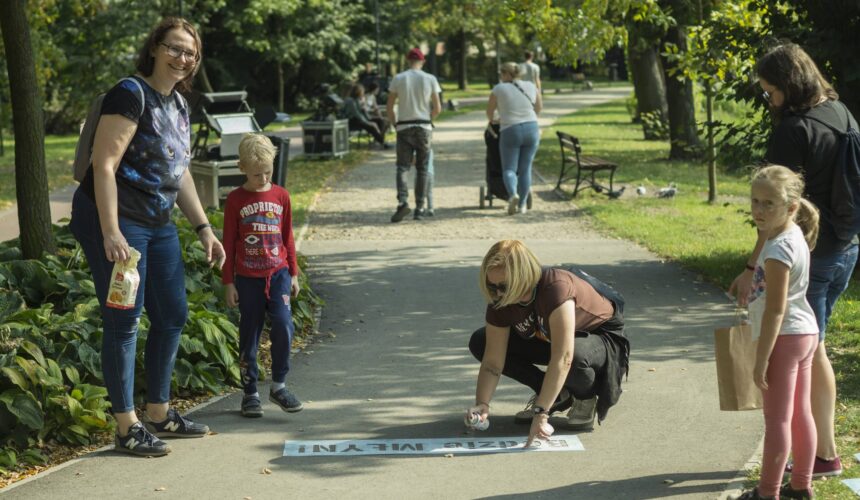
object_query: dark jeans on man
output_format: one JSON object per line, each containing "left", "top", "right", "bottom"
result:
{"left": 69, "top": 189, "right": 188, "bottom": 413}
{"left": 468, "top": 327, "right": 607, "bottom": 400}
{"left": 234, "top": 267, "right": 295, "bottom": 395}
{"left": 395, "top": 126, "right": 432, "bottom": 208}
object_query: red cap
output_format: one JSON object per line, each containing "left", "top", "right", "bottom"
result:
{"left": 406, "top": 48, "right": 425, "bottom": 61}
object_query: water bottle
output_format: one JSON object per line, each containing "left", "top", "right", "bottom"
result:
{"left": 464, "top": 411, "right": 489, "bottom": 431}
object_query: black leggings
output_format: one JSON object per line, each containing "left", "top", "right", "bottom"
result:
{"left": 468, "top": 327, "right": 608, "bottom": 400}
{"left": 349, "top": 119, "right": 385, "bottom": 145}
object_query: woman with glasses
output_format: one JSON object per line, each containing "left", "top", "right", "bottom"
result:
{"left": 466, "top": 240, "right": 629, "bottom": 446}
{"left": 486, "top": 62, "right": 542, "bottom": 216}
{"left": 730, "top": 42, "right": 859, "bottom": 481}
{"left": 69, "top": 17, "right": 225, "bottom": 457}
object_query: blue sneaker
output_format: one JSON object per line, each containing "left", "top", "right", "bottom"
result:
{"left": 142, "top": 408, "right": 209, "bottom": 438}
{"left": 269, "top": 388, "right": 303, "bottom": 413}
{"left": 241, "top": 394, "right": 263, "bottom": 418}
{"left": 114, "top": 422, "right": 170, "bottom": 457}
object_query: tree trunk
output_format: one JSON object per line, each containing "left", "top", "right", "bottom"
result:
{"left": 706, "top": 82, "right": 716, "bottom": 203}
{"left": 0, "top": 1, "right": 55, "bottom": 258}
{"left": 627, "top": 25, "right": 668, "bottom": 139}
{"left": 277, "top": 62, "right": 285, "bottom": 113}
{"left": 661, "top": 26, "right": 701, "bottom": 160}
{"left": 196, "top": 62, "right": 214, "bottom": 93}
{"left": 457, "top": 28, "right": 467, "bottom": 90}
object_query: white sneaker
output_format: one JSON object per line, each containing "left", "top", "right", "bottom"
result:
{"left": 507, "top": 195, "right": 520, "bottom": 215}
{"left": 513, "top": 389, "right": 573, "bottom": 424}
{"left": 518, "top": 205, "right": 528, "bottom": 215}
{"left": 567, "top": 396, "right": 597, "bottom": 430}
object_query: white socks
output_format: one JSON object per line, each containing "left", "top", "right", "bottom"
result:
{"left": 271, "top": 382, "right": 285, "bottom": 392}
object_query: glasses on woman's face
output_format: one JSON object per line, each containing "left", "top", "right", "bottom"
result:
{"left": 486, "top": 280, "right": 507, "bottom": 295}
{"left": 160, "top": 42, "right": 198, "bottom": 62}
{"left": 761, "top": 90, "right": 771, "bottom": 103}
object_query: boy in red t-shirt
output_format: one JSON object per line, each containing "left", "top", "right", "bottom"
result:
{"left": 222, "top": 134, "right": 302, "bottom": 418}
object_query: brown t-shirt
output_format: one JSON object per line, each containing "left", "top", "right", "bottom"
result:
{"left": 485, "top": 267, "right": 614, "bottom": 342}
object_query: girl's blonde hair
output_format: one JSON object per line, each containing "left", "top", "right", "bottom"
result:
{"left": 752, "top": 165, "right": 820, "bottom": 249}
{"left": 499, "top": 62, "right": 521, "bottom": 80}
{"left": 238, "top": 133, "right": 276, "bottom": 169}
{"left": 479, "top": 240, "right": 542, "bottom": 307}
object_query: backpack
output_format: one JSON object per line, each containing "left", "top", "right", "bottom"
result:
{"left": 802, "top": 102, "right": 860, "bottom": 241}
{"left": 73, "top": 77, "right": 145, "bottom": 182}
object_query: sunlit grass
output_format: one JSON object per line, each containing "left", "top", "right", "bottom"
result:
{"left": 536, "top": 99, "right": 859, "bottom": 498}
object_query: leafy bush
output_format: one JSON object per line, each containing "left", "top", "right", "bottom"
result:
{"left": 0, "top": 209, "right": 322, "bottom": 472}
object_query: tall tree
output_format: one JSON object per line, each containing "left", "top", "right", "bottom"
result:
{"left": 625, "top": 2, "right": 672, "bottom": 138}
{"left": 0, "top": 0, "right": 55, "bottom": 257}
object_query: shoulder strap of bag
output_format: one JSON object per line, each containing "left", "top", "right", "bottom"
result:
{"left": 800, "top": 101, "right": 851, "bottom": 135}
{"left": 510, "top": 81, "right": 535, "bottom": 109}
{"left": 121, "top": 76, "right": 146, "bottom": 119}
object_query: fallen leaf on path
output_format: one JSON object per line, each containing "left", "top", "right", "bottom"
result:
{"left": 663, "top": 479, "right": 674, "bottom": 484}
{"left": 261, "top": 468, "right": 272, "bottom": 475}
{"left": 333, "top": 383, "right": 344, "bottom": 386}
{"left": 444, "top": 454, "right": 454, "bottom": 458}
{"left": 208, "top": 431, "right": 219, "bottom": 435}
{"left": 155, "top": 487, "right": 167, "bottom": 491}
{"left": 648, "top": 368, "right": 657, "bottom": 372}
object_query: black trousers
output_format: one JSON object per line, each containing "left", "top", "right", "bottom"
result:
{"left": 468, "top": 327, "right": 608, "bottom": 400}
{"left": 349, "top": 118, "right": 385, "bottom": 145}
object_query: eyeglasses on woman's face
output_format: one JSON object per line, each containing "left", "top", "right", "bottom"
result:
{"left": 761, "top": 90, "right": 771, "bottom": 103}
{"left": 160, "top": 42, "right": 198, "bottom": 62}
{"left": 486, "top": 280, "right": 507, "bottom": 295}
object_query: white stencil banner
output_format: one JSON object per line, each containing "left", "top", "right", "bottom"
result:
{"left": 283, "top": 435, "right": 584, "bottom": 457}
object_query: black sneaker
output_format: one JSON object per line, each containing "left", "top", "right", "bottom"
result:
{"left": 413, "top": 209, "right": 424, "bottom": 221}
{"left": 735, "top": 488, "right": 775, "bottom": 500}
{"left": 391, "top": 204, "right": 410, "bottom": 223}
{"left": 269, "top": 387, "right": 303, "bottom": 413}
{"left": 114, "top": 422, "right": 170, "bottom": 457}
{"left": 241, "top": 394, "right": 263, "bottom": 418}
{"left": 142, "top": 408, "right": 209, "bottom": 438}
{"left": 780, "top": 483, "right": 813, "bottom": 499}
{"left": 425, "top": 208, "right": 435, "bottom": 217}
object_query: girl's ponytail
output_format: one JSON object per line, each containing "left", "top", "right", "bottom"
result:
{"left": 796, "top": 198, "right": 820, "bottom": 250}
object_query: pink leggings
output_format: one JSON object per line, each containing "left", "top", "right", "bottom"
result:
{"left": 758, "top": 334, "right": 818, "bottom": 497}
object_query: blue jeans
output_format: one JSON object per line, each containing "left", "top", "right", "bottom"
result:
{"left": 499, "top": 121, "right": 539, "bottom": 206}
{"left": 807, "top": 244, "right": 859, "bottom": 340}
{"left": 235, "top": 268, "right": 295, "bottom": 395}
{"left": 69, "top": 189, "right": 188, "bottom": 413}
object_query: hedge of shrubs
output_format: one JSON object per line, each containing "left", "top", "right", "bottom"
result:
{"left": 0, "top": 211, "right": 322, "bottom": 472}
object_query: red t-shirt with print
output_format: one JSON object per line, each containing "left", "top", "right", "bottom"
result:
{"left": 222, "top": 184, "right": 297, "bottom": 284}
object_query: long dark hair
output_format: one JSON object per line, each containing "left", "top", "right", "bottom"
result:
{"left": 135, "top": 17, "right": 202, "bottom": 94}
{"left": 756, "top": 43, "right": 838, "bottom": 115}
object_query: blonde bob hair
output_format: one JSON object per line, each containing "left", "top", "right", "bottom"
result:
{"left": 752, "top": 165, "right": 820, "bottom": 250}
{"left": 499, "top": 62, "right": 521, "bottom": 80}
{"left": 238, "top": 133, "right": 277, "bottom": 169}
{"left": 479, "top": 240, "right": 542, "bottom": 307}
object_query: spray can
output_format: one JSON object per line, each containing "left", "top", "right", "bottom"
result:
{"left": 464, "top": 411, "right": 489, "bottom": 431}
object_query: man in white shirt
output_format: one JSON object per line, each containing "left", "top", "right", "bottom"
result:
{"left": 386, "top": 48, "right": 442, "bottom": 222}
{"left": 519, "top": 50, "right": 542, "bottom": 92}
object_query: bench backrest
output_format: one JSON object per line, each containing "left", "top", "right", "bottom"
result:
{"left": 556, "top": 130, "right": 582, "bottom": 158}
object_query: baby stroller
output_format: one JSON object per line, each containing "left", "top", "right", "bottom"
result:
{"left": 479, "top": 123, "right": 533, "bottom": 209}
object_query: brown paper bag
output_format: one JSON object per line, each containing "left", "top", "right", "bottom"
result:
{"left": 714, "top": 323, "right": 762, "bottom": 411}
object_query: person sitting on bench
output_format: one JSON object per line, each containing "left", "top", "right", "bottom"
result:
{"left": 343, "top": 83, "right": 388, "bottom": 149}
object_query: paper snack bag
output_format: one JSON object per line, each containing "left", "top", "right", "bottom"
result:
{"left": 106, "top": 248, "right": 141, "bottom": 310}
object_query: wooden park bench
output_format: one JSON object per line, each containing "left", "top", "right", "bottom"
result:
{"left": 555, "top": 131, "right": 618, "bottom": 197}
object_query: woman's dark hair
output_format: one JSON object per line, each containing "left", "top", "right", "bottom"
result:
{"left": 756, "top": 43, "right": 838, "bottom": 113}
{"left": 350, "top": 83, "right": 365, "bottom": 99}
{"left": 135, "top": 17, "right": 202, "bottom": 94}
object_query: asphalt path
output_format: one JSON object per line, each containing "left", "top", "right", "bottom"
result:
{"left": 4, "top": 88, "right": 763, "bottom": 499}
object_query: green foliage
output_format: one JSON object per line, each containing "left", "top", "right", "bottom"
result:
{"left": 0, "top": 212, "right": 322, "bottom": 471}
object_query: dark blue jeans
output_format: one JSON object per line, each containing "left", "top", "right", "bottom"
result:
{"left": 808, "top": 244, "right": 859, "bottom": 339}
{"left": 69, "top": 189, "right": 188, "bottom": 413}
{"left": 235, "top": 267, "right": 295, "bottom": 395}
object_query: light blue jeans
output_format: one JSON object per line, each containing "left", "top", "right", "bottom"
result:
{"left": 807, "top": 244, "right": 858, "bottom": 339}
{"left": 499, "top": 121, "right": 539, "bottom": 207}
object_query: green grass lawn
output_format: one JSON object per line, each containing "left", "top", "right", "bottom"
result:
{"left": 0, "top": 134, "right": 78, "bottom": 210}
{"left": 535, "top": 100, "right": 859, "bottom": 498}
